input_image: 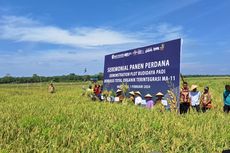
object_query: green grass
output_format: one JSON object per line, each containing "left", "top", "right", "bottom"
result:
{"left": 0, "top": 78, "right": 230, "bottom": 153}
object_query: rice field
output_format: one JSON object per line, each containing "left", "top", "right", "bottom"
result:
{"left": 0, "top": 77, "right": 230, "bottom": 152}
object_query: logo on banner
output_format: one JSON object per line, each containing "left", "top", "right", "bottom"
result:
{"left": 145, "top": 43, "right": 165, "bottom": 53}
{"left": 160, "top": 44, "right": 165, "bottom": 51}
{"left": 133, "top": 49, "right": 144, "bottom": 56}
{"left": 111, "top": 48, "right": 148, "bottom": 59}
{"left": 111, "top": 52, "right": 132, "bottom": 59}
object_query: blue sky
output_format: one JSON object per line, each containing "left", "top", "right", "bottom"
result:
{"left": 0, "top": 0, "right": 229, "bottom": 77}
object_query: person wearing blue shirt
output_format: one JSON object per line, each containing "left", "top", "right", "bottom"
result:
{"left": 223, "top": 85, "right": 230, "bottom": 113}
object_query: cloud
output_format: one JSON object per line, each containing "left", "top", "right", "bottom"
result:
{"left": 136, "top": 23, "right": 184, "bottom": 45}
{"left": 0, "top": 48, "right": 108, "bottom": 76}
{"left": 0, "top": 16, "right": 142, "bottom": 48}
{"left": 0, "top": 48, "right": 106, "bottom": 64}
{"left": 155, "top": 23, "right": 184, "bottom": 41}
{"left": 0, "top": 15, "right": 187, "bottom": 49}
{"left": 0, "top": 15, "right": 188, "bottom": 76}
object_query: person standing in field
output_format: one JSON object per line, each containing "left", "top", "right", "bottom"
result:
{"left": 128, "top": 91, "right": 135, "bottom": 104}
{"left": 154, "top": 92, "right": 167, "bottom": 112}
{"left": 115, "top": 89, "right": 124, "bottom": 102}
{"left": 134, "top": 91, "right": 142, "bottom": 106}
{"left": 223, "top": 85, "right": 230, "bottom": 113}
{"left": 189, "top": 85, "right": 201, "bottom": 112}
{"left": 48, "top": 83, "right": 55, "bottom": 93}
{"left": 145, "top": 94, "right": 154, "bottom": 109}
{"left": 180, "top": 82, "right": 190, "bottom": 114}
{"left": 200, "top": 86, "right": 212, "bottom": 113}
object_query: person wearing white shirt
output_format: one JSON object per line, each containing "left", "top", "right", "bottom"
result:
{"left": 134, "top": 91, "right": 142, "bottom": 106}
{"left": 189, "top": 85, "right": 201, "bottom": 112}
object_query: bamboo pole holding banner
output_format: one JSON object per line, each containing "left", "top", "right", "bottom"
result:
{"left": 177, "top": 73, "right": 187, "bottom": 114}
{"left": 180, "top": 73, "right": 186, "bottom": 84}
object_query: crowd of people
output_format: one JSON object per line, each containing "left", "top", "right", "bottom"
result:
{"left": 49, "top": 82, "right": 230, "bottom": 114}
{"left": 177, "top": 81, "right": 230, "bottom": 114}
{"left": 180, "top": 82, "right": 212, "bottom": 114}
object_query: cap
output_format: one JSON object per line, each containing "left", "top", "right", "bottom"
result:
{"left": 134, "top": 91, "right": 142, "bottom": 96}
{"left": 156, "top": 92, "right": 164, "bottom": 96}
{"left": 116, "top": 89, "right": 122, "bottom": 93}
{"left": 191, "top": 85, "right": 198, "bottom": 91}
{"left": 144, "top": 94, "right": 153, "bottom": 98}
{"left": 129, "top": 91, "right": 135, "bottom": 96}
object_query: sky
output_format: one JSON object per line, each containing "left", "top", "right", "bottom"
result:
{"left": 0, "top": 0, "right": 230, "bottom": 77}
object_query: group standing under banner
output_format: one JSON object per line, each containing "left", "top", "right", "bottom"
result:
{"left": 48, "top": 82, "right": 230, "bottom": 114}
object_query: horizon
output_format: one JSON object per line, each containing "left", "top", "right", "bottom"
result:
{"left": 0, "top": 0, "right": 230, "bottom": 77}
{"left": 1, "top": 73, "right": 230, "bottom": 78}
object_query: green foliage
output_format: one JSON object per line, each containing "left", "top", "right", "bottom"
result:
{"left": 0, "top": 73, "right": 104, "bottom": 84}
{"left": 0, "top": 77, "right": 230, "bottom": 152}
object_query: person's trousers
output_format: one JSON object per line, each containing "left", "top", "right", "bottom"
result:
{"left": 180, "top": 103, "right": 190, "bottom": 114}
{"left": 201, "top": 106, "right": 210, "bottom": 113}
{"left": 223, "top": 104, "right": 230, "bottom": 113}
{"left": 191, "top": 105, "right": 200, "bottom": 112}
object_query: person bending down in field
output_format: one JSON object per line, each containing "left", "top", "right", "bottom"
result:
{"left": 200, "top": 86, "right": 212, "bottom": 113}
{"left": 145, "top": 94, "right": 154, "bottom": 109}
{"left": 134, "top": 91, "right": 142, "bottom": 106}
{"left": 86, "top": 85, "right": 94, "bottom": 98}
{"left": 180, "top": 82, "right": 190, "bottom": 114}
{"left": 154, "top": 92, "right": 169, "bottom": 112}
{"left": 48, "top": 83, "right": 55, "bottom": 93}
{"left": 223, "top": 85, "right": 230, "bottom": 113}
{"left": 189, "top": 85, "right": 201, "bottom": 112}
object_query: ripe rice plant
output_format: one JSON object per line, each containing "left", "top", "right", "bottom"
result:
{"left": 0, "top": 77, "right": 230, "bottom": 152}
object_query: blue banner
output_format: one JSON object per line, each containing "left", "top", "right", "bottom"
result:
{"left": 103, "top": 39, "right": 181, "bottom": 101}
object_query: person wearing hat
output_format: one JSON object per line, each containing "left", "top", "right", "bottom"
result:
{"left": 129, "top": 91, "right": 135, "bottom": 104}
{"left": 134, "top": 91, "right": 142, "bottom": 106}
{"left": 200, "top": 86, "right": 212, "bottom": 113}
{"left": 154, "top": 92, "right": 169, "bottom": 111}
{"left": 114, "top": 89, "right": 124, "bottom": 102}
{"left": 189, "top": 85, "right": 201, "bottom": 112}
{"left": 180, "top": 82, "right": 190, "bottom": 114}
{"left": 223, "top": 85, "right": 230, "bottom": 113}
{"left": 145, "top": 94, "right": 154, "bottom": 109}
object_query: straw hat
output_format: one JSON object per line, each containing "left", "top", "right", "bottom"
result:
{"left": 129, "top": 91, "right": 135, "bottom": 96}
{"left": 134, "top": 91, "right": 142, "bottom": 96}
{"left": 155, "top": 92, "right": 164, "bottom": 96}
{"left": 116, "top": 89, "right": 122, "bottom": 93}
{"left": 191, "top": 85, "right": 198, "bottom": 91}
{"left": 144, "top": 94, "right": 152, "bottom": 98}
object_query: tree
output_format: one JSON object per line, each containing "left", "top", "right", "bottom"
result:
{"left": 32, "top": 74, "right": 40, "bottom": 82}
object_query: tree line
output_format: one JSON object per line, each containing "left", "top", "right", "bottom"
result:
{"left": 0, "top": 73, "right": 103, "bottom": 84}
{"left": 0, "top": 73, "right": 229, "bottom": 84}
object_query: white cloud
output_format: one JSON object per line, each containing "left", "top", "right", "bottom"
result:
{"left": 0, "top": 48, "right": 106, "bottom": 65}
{"left": 0, "top": 15, "right": 188, "bottom": 76}
{"left": 0, "top": 16, "right": 142, "bottom": 48}
{"left": 156, "top": 23, "right": 183, "bottom": 40}
{"left": 0, "top": 15, "right": 186, "bottom": 49}
{"left": 0, "top": 48, "right": 107, "bottom": 76}
{"left": 137, "top": 23, "right": 184, "bottom": 45}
